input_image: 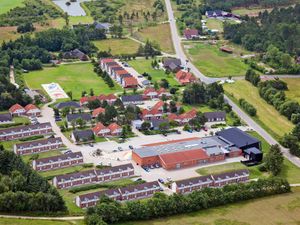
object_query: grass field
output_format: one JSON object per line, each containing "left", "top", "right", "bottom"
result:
{"left": 0, "top": 218, "right": 84, "bottom": 225}
{"left": 117, "top": 187, "right": 300, "bottom": 225}
{"left": 93, "top": 38, "right": 140, "bottom": 55}
{"left": 24, "top": 63, "right": 122, "bottom": 100}
{"left": 206, "top": 18, "right": 224, "bottom": 32}
{"left": 0, "top": 0, "right": 24, "bottom": 14}
{"left": 21, "top": 150, "right": 62, "bottom": 163}
{"left": 128, "top": 59, "right": 179, "bottom": 87}
{"left": 39, "top": 165, "right": 92, "bottom": 179}
{"left": 133, "top": 23, "right": 175, "bottom": 54}
{"left": 282, "top": 78, "right": 300, "bottom": 104}
{"left": 224, "top": 80, "right": 294, "bottom": 139}
{"left": 184, "top": 42, "right": 249, "bottom": 77}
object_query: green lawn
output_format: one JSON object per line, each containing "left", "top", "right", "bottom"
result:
{"left": 184, "top": 42, "right": 249, "bottom": 77}
{"left": 24, "top": 63, "right": 122, "bottom": 100}
{"left": 206, "top": 18, "right": 224, "bottom": 32}
{"left": 21, "top": 150, "right": 62, "bottom": 163}
{"left": 0, "top": 218, "right": 84, "bottom": 225}
{"left": 39, "top": 165, "right": 93, "bottom": 179}
{"left": 224, "top": 80, "right": 294, "bottom": 140}
{"left": 133, "top": 23, "right": 175, "bottom": 54}
{"left": 282, "top": 78, "right": 300, "bottom": 104}
{"left": 93, "top": 38, "right": 140, "bottom": 56}
{"left": 0, "top": 0, "right": 24, "bottom": 14}
{"left": 128, "top": 59, "right": 179, "bottom": 87}
{"left": 117, "top": 187, "right": 300, "bottom": 225}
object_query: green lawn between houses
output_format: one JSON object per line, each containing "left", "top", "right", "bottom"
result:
{"left": 24, "top": 63, "right": 122, "bottom": 100}
{"left": 128, "top": 59, "right": 179, "bottom": 87}
{"left": 184, "top": 42, "right": 250, "bottom": 78}
{"left": 0, "top": 0, "right": 24, "bottom": 14}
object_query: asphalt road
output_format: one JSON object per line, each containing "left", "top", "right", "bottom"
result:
{"left": 164, "top": 0, "right": 300, "bottom": 167}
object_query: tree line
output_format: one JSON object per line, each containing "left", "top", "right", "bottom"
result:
{"left": 0, "top": 149, "right": 66, "bottom": 213}
{"left": 239, "top": 98, "right": 257, "bottom": 116}
{"left": 85, "top": 177, "right": 290, "bottom": 225}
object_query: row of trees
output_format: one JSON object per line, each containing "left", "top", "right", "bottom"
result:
{"left": 281, "top": 124, "right": 300, "bottom": 157}
{"left": 85, "top": 178, "right": 290, "bottom": 224}
{"left": 0, "top": 149, "right": 66, "bottom": 212}
{"left": 239, "top": 98, "right": 257, "bottom": 116}
{"left": 245, "top": 69, "right": 261, "bottom": 86}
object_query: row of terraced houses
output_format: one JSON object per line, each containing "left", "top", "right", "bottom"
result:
{"left": 76, "top": 181, "right": 161, "bottom": 208}
{"left": 100, "top": 58, "right": 139, "bottom": 88}
{"left": 52, "top": 163, "right": 134, "bottom": 189}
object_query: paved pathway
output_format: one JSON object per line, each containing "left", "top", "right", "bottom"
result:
{"left": 164, "top": 0, "right": 300, "bottom": 167}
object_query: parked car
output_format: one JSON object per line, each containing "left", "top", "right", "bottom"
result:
{"left": 150, "top": 165, "right": 154, "bottom": 169}
{"left": 89, "top": 143, "right": 94, "bottom": 147}
{"left": 129, "top": 145, "right": 133, "bottom": 149}
{"left": 113, "top": 150, "right": 117, "bottom": 152}
{"left": 162, "top": 133, "right": 168, "bottom": 137}
{"left": 64, "top": 150, "right": 72, "bottom": 154}
{"left": 118, "top": 147, "right": 123, "bottom": 151}
{"left": 176, "top": 130, "right": 181, "bottom": 134}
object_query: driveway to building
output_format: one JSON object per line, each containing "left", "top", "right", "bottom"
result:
{"left": 164, "top": 0, "right": 300, "bottom": 168}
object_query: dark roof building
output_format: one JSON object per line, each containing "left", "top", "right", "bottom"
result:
{"left": 121, "top": 95, "right": 144, "bottom": 105}
{"left": 244, "top": 147, "right": 263, "bottom": 162}
{"left": 150, "top": 118, "right": 169, "bottom": 130}
{"left": 66, "top": 113, "right": 92, "bottom": 123}
{"left": 56, "top": 101, "right": 81, "bottom": 110}
{"left": 0, "top": 113, "right": 12, "bottom": 123}
{"left": 163, "top": 58, "right": 182, "bottom": 72}
{"left": 216, "top": 128, "right": 261, "bottom": 150}
{"left": 63, "top": 49, "right": 88, "bottom": 61}
{"left": 204, "top": 111, "right": 226, "bottom": 122}
{"left": 72, "top": 129, "right": 94, "bottom": 143}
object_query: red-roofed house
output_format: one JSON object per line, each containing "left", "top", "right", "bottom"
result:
{"left": 9, "top": 104, "right": 26, "bottom": 116}
{"left": 24, "top": 104, "right": 41, "bottom": 117}
{"left": 176, "top": 70, "right": 197, "bottom": 85}
{"left": 122, "top": 76, "right": 138, "bottom": 88}
{"left": 108, "top": 123, "right": 122, "bottom": 136}
{"left": 92, "top": 107, "right": 105, "bottom": 118}
{"left": 184, "top": 28, "right": 200, "bottom": 40}
{"left": 92, "top": 122, "right": 110, "bottom": 137}
{"left": 80, "top": 94, "right": 117, "bottom": 106}
{"left": 168, "top": 109, "right": 197, "bottom": 125}
{"left": 143, "top": 88, "right": 171, "bottom": 100}
{"left": 79, "top": 96, "right": 98, "bottom": 106}
{"left": 115, "top": 70, "right": 131, "bottom": 83}
{"left": 157, "top": 88, "right": 171, "bottom": 98}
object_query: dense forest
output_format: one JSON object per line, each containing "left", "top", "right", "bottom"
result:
{"left": 0, "top": 0, "right": 62, "bottom": 26}
{"left": 0, "top": 149, "right": 66, "bottom": 212}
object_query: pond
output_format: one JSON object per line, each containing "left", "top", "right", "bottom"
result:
{"left": 52, "top": 0, "right": 90, "bottom": 16}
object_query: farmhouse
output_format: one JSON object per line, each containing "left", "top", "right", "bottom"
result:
{"left": 184, "top": 28, "right": 200, "bottom": 40}
{"left": 76, "top": 181, "right": 161, "bottom": 208}
{"left": 0, "top": 113, "right": 13, "bottom": 124}
{"left": 172, "top": 169, "right": 249, "bottom": 194}
{"left": 32, "top": 152, "right": 83, "bottom": 171}
{"left": 71, "top": 129, "right": 94, "bottom": 144}
{"left": 9, "top": 104, "right": 26, "bottom": 116}
{"left": 176, "top": 70, "right": 196, "bottom": 85}
{"left": 14, "top": 137, "right": 63, "bottom": 155}
{"left": 52, "top": 163, "right": 134, "bottom": 189}
{"left": 0, "top": 122, "right": 53, "bottom": 141}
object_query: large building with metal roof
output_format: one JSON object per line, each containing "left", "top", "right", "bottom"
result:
{"left": 132, "top": 132, "right": 243, "bottom": 170}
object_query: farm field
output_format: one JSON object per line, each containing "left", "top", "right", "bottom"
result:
{"left": 184, "top": 42, "right": 249, "bottom": 77}
{"left": 0, "top": 0, "right": 24, "bottom": 14}
{"left": 282, "top": 78, "right": 300, "bottom": 104}
{"left": 117, "top": 187, "right": 300, "bottom": 225}
{"left": 24, "top": 63, "right": 122, "bottom": 100}
{"left": 224, "top": 80, "right": 294, "bottom": 139}
{"left": 133, "top": 23, "right": 175, "bottom": 54}
{"left": 128, "top": 59, "right": 179, "bottom": 87}
{"left": 93, "top": 38, "right": 140, "bottom": 55}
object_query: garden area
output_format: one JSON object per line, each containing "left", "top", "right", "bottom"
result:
{"left": 184, "top": 42, "right": 250, "bottom": 78}
{"left": 24, "top": 63, "right": 122, "bottom": 100}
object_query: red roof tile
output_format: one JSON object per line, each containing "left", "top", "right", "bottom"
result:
{"left": 24, "top": 104, "right": 39, "bottom": 111}
{"left": 108, "top": 123, "right": 121, "bottom": 133}
{"left": 92, "top": 107, "right": 105, "bottom": 117}
{"left": 123, "top": 77, "right": 138, "bottom": 87}
{"left": 92, "top": 122, "right": 107, "bottom": 134}
{"left": 9, "top": 104, "right": 25, "bottom": 113}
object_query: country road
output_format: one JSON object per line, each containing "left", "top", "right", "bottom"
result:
{"left": 164, "top": 0, "right": 300, "bottom": 167}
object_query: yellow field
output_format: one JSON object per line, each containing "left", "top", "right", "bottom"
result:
{"left": 282, "top": 78, "right": 300, "bottom": 104}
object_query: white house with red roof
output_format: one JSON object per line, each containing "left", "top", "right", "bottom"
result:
{"left": 9, "top": 104, "right": 26, "bottom": 116}
{"left": 143, "top": 88, "right": 171, "bottom": 99}
{"left": 24, "top": 104, "right": 41, "bottom": 117}
{"left": 80, "top": 94, "right": 117, "bottom": 106}
{"left": 92, "top": 122, "right": 111, "bottom": 136}
{"left": 92, "top": 107, "right": 105, "bottom": 118}
{"left": 122, "top": 76, "right": 138, "bottom": 88}
{"left": 176, "top": 70, "right": 197, "bottom": 85}
{"left": 108, "top": 123, "right": 122, "bottom": 136}
{"left": 168, "top": 109, "right": 197, "bottom": 125}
